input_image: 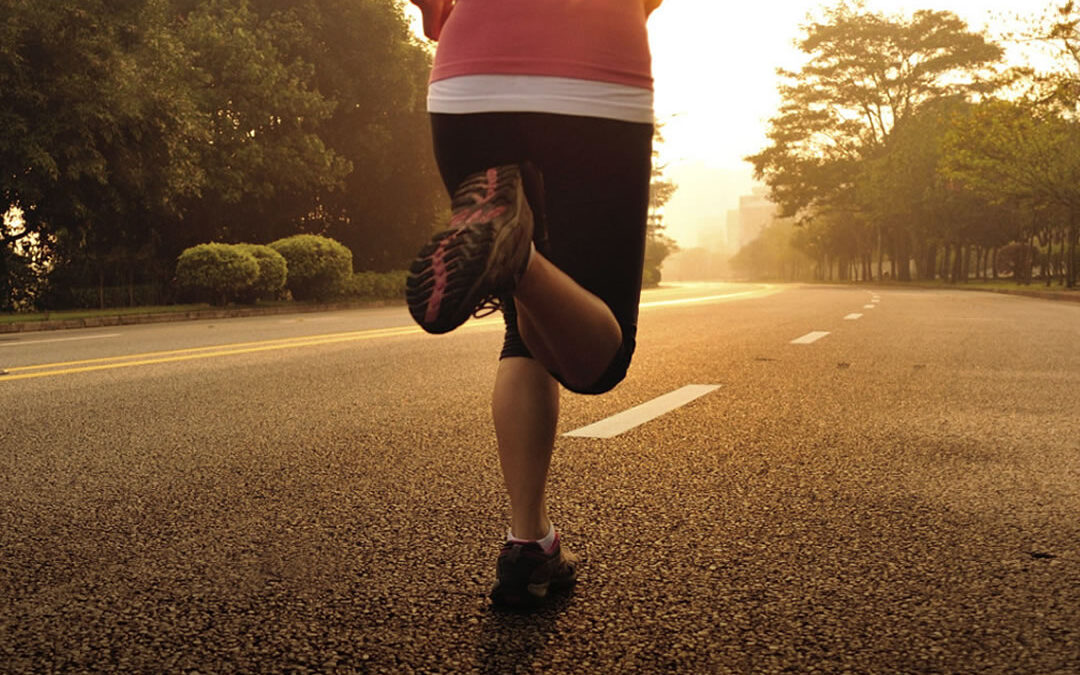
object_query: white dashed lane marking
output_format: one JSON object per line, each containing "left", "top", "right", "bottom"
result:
{"left": 564, "top": 384, "right": 721, "bottom": 439}
{"left": 844, "top": 313, "right": 863, "bottom": 320}
{"left": 864, "top": 304, "right": 875, "bottom": 309}
{"left": 791, "top": 331, "right": 830, "bottom": 345}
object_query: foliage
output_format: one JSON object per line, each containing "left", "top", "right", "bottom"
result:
{"left": 235, "top": 243, "right": 288, "bottom": 302}
{"left": 0, "top": 244, "right": 37, "bottom": 312}
{"left": 174, "top": 243, "right": 259, "bottom": 305}
{"left": 745, "top": 2, "right": 1006, "bottom": 283}
{"left": 0, "top": 0, "right": 440, "bottom": 310}
{"left": 269, "top": 234, "right": 352, "bottom": 301}
{"left": 942, "top": 99, "right": 1080, "bottom": 286}
{"left": 645, "top": 123, "right": 679, "bottom": 286}
{"left": 344, "top": 270, "right": 408, "bottom": 300}
{"left": 748, "top": 2, "right": 1003, "bottom": 220}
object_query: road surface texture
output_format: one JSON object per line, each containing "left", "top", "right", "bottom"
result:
{"left": 2, "top": 283, "right": 1078, "bottom": 673}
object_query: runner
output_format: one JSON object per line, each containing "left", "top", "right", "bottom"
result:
{"left": 406, "top": 0, "right": 663, "bottom": 609}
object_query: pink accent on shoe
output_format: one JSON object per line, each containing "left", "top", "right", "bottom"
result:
{"left": 423, "top": 205, "right": 508, "bottom": 324}
{"left": 424, "top": 241, "right": 449, "bottom": 324}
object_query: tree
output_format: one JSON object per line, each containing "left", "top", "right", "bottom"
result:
{"left": 644, "top": 124, "right": 678, "bottom": 286}
{"left": 747, "top": 2, "right": 1004, "bottom": 280}
{"left": 251, "top": 0, "right": 444, "bottom": 271}
{"left": 168, "top": 0, "right": 350, "bottom": 250}
{"left": 1, "top": 0, "right": 444, "bottom": 310}
{"left": 857, "top": 98, "right": 1017, "bottom": 282}
{"left": 0, "top": 0, "right": 215, "bottom": 309}
{"left": 943, "top": 99, "right": 1080, "bottom": 287}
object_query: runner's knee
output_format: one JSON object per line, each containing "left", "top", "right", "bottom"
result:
{"left": 558, "top": 338, "right": 635, "bottom": 395}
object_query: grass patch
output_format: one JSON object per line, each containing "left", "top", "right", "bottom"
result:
{"left": 0, "top": 304, "right": 211, "bottom": 324}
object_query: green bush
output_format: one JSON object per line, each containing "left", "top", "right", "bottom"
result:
{"left": 345, "top": 270, "right": 408, "bottom": 300}
{"left": 235, "top": 243, "right": 288, "bottom": 302}
{"left": 269, "top": 234, "right": 352, "bottom": 301}
{"left": 175, "top": 243, "right": 259, "bottom": 305}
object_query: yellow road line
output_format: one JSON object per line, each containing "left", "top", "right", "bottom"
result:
{"left": 5, "top": 326, "right": 421, "bottom": 373}
{"left": 2, "top": 327, "right": 425, "bottom": 382}
{"left": 0, "top": 285, "right": 772, "bottom": 382}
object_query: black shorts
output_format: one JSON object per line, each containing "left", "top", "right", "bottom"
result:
{"left": 430, "top": 112, "right": 653, "bottom": 394}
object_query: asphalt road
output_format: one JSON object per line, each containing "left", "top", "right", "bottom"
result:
{"left": 1, "top": 283, "right": 1078, "bottom": 673}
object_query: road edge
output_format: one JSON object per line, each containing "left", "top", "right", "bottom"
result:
{"left": 0, "top": 300, "right": 404, "bottom": 335}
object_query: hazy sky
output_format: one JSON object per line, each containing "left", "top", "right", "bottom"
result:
{"left": 402, "top": 1, "right": 1050, "bottom": 247}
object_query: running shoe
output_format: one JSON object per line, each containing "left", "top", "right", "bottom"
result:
{"left": 406, "top": 165, "right": 534, "bottom": 334}
{"left": 489, "top": 535, "right": 579, "bottom": 609}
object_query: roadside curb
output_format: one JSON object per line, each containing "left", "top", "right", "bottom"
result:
{"left": 806, "top": 282, "right": 1080, "bottom": 304}
{"left": 0, "top": 300, "right": 403, "bottom": 335}
{"left": 987, "top": 288, "right": 1080, "bottom": 303}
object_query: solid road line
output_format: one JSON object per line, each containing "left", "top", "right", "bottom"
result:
{"left": 639, "top": 285, "right": 777, "bottom": 308}
{"left": 0, "top": 321, "right": 507, "bottom": 382}
{"left": 2, "top": 286, "right": 778, "bottom": 382}
{"left": 563, "top": 384, "right": 721, "bottom": 439}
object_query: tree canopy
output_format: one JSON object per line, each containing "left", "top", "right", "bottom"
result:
{"left": 741, "top": 1, "right": 1078, "bottom": 288}
{"left": 1, "top": 0, "right": 442, "bottom": 309}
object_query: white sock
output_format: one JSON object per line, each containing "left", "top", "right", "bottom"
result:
{"left": 525, "top": 241, "right": 537, "bottom": 273}
{"left": 508, "top": 522, "right": 557, "bottom": 553}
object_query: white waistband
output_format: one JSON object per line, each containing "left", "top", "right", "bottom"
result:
{"left": 428, "top": 75, "right": 654, "bottom": 124}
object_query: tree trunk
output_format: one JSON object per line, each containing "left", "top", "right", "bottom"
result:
{"left": 1068, "top": 214, "right": 1078, "bottom": 289}
{"left": 991, "top": 247, "right": 999, "bottom": 279}
{"left": 877, "top": 227, "right": 884, "bottom": 281}
{"left": 1025, "top": 233, "right": 1036, "bottom": 285}
{"left": 897, "top": 235, "right": 911, "bottom": 282}
{"left": 1041, "top": 234, "right": 1049, "bottom": 287}
{"left": 98, "top": 267, "right": 105, "bottom": 310}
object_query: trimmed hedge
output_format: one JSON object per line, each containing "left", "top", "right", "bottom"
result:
{"left": 175, "top": 243, "right": 259, "bottom": 305}
{"left": 269, "top": 234, "right": 352, "bottom": 301}
{"left": 345, "top": 270, "right": 408, "bottom": 300}
{"left": 235, "top": 243, "right": 287, "bottom": 302}
{"left": 174, "top": 237, "right": 407, "bottom": 306}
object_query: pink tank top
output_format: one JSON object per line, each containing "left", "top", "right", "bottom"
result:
{"left": 431, "top": 0, "right": 653, "bottom": 90}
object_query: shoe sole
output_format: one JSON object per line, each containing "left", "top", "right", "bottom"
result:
{"left": 405, "top": 166, "right": 532, "bottom": 334}
{"left": 489, "top": 550, "right": 579, "bottom": 610}
{"left": 490, "top": 574, "right": 577, "bottom": 610}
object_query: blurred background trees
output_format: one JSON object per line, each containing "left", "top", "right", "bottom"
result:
{"left": 743, "top": 1, "right": 1080, "bottom": 288}
{"left": 0, "top": 0, "right": 443, "bottom": 310}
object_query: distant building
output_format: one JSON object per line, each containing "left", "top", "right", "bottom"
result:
{"left": 736, "top": 186, "right": 778, "bottom": 248}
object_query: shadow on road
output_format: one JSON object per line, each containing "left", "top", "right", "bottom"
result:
{"left": 476, "top": 591, "right": 575, "bottom": 673}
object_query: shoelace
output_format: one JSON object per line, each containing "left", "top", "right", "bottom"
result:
{"left": 472, "top": 296, "right": 502, "bottom": 318}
